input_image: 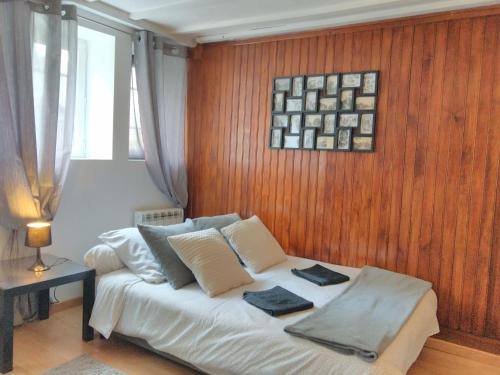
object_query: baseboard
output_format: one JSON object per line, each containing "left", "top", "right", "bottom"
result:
{"left": 49, "top": 297, "right": 82, "bottom": 314}
{"left": 431, "top": 328, "right": 500, "bottom": 355}
{"left": 426, "top": 336, "right": 500, "bottom": 366}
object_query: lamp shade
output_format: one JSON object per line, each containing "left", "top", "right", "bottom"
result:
{"left": 25, "top": 222, "right": 52, "bottom": 248}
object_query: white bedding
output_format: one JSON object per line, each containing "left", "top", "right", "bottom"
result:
{"left": 90, "top": 256, "right": 439, "bottom": 375}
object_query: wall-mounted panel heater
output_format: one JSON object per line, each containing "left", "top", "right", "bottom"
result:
{"left": 134, "top": 208, "right": 184, "bottom": 226}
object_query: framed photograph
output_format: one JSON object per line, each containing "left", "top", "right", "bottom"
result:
{"left": 302, "top": 128, "right": 316, "bottom": 149}
{"left": 337, "top": 128, "right": 352, "bottom": 151}
{"left": 352, "top": 136, "right": 374, "bottom": 151}
{"left": 292, "top": 76, "right": 304, "bottom": 96}
{"left": 284, "top": 135, "right": 301, "bottom": 149}
{"left": 270, "top": 128, "right": 283, "bottom": 149}
{"left": 339, "top": 113, "right": 359, "bottom": 128}
{"left": 360, "top": 113, "right": 375, "bottom": 135}
{"left": 319, "top": 97, "right": 337, "bottom": 111}
{"left": 272, "top": 114, "right": 289, "bottom": 128}
{"left": 290, "top": 114, "right": 302, "bottom": 134}
{"left": 356, "top": 96, "right": 376, "bottom": 110}
{"left": 274, "top": 77, "right": 291, "bottom": 91}
{"left": 272, "top": 91, "right": 285, "bottom": 112}
{"left": 341, "top": 73, "right": 362, "bottom": 88}
{"left": 305, "top": 90, "right": 318, "bottom": 112}
{"left": 316, "top": 136, "right": 335, "bottom": 150}
{"left": 323, "top": 113, "right": 336, "bottom": 134}
{"left": 306, "top": 75, "right": 325, "bottom": 90}
{"left": 304, "top": 114, "right": 322, "bottom": 128}
{"left": 362, "top": 72, "right": 378, "bottom": 94}
{"left": 326, "top": 74, "right": 339, "bottom": 95}
{"left": 340, "top": 89, "right": 354, "bottom": 111}
{"left": 286, "top": 97, "right": 303, "bottom": 112}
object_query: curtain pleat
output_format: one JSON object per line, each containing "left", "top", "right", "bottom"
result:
{"left": 134, "top": 31, "right": 188, "bottom": 208}
{"left": 0, "top": 0, "right": 78, "bottom": 324}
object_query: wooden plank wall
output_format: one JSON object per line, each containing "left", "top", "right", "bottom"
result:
{"left": 186, "top": 6, "right": 500, "bottom": 349}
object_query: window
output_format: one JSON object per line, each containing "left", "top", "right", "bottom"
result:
{"left": 129, "top": 65, "right": 145, "bottom": 160}
{"left": 71, "top": 26, "right": 115, "bottom": 160}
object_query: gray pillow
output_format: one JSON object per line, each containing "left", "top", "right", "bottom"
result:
{"left": 137, "top": 222, "right": 198, "bottom": 289}
{"left": 187, "top": 213, "right": 241, "bottom": 230}
{"left": 187, "top": 213, "right": 243, "bottom": 263}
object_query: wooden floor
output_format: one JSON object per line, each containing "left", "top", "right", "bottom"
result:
{"left": 10, "top": 305, "right": 500, "bottom": 375}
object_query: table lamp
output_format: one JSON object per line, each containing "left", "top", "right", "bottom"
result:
{"left": 25, "top": 222, "right": 52, "bottom": 272}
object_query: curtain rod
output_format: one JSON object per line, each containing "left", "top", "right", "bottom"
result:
{"left": 63, "top": 0, "right": 196, "bottom": 47}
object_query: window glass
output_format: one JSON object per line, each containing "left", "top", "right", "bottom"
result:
{"left": 71, "top": 26, "right": 115, "bottom": 160}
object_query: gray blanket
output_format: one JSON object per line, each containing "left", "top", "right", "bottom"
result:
{"left": 284, "top": 266, "right": 432, "bottom": 361}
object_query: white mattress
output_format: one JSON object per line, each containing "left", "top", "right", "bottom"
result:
{"left": 90, "top": 256, "right": 439, "bottom": 375}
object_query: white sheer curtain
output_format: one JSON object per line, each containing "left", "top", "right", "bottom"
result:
{"left": 134, "top": 31, "right": 188, "bottom": 208}
{"left": 0, "top": 0, "right": 78, "bottom": 323}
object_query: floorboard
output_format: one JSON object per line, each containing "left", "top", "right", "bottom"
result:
{"left": 10, "top": 305, "right": 500, "bottom": 375}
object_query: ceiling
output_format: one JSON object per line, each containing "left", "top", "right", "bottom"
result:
{"left": 87, "top": 0, "right": 499, "bottom": 45}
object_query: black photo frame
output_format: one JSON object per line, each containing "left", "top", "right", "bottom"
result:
{"left": 337, "top": 128, "right": 352, "bottom": 151}
{"left": 362, "top": 71, "right": 379, "bottom": 95}
{"left": 292, "top": 76, "right": 305, "bottom": 97}
{"left": 325, "top": 74, "right": 340, "bottom": 96}
{"left": 274, "top": 76, "right": 292, "bottom": 91}
{"left": 283, "top": 134, "right": 301, "bottom": 149}
{"left": 304, "top": 90, "right": 319, "bottom": 112}
{"left": 269, "top": 71, "right": 378, "bottom": 152}
{"left": 319, "top": 96, "right": 338, "bottom": 112}
{"left": 270, "top": 128, "right": 284, "bottom": 149}
{"left": 285, "top": 97, "right": 304, "bottom": 113}
{"left": 306, "top": 75, "right": 325, "bottom": 90}
{"left": 272, "top": 91, "right": 286, "bottom": 113}
{"left": 316, "top": 135, "right": 336, "bottom": 150}
{"left": 289, "top": 113, "right": 303, "bottom": 134}
{"left": 302, "top": 128, "right": 316, "bottom": 150}
{"left": 272, "top": 114, "right": 289, "bottom": 128}
{"left": 352, "top": 136, "right": 374, "bottom": 152}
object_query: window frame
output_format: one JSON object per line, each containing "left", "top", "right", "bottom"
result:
{"left": 71, "top": 15, "right": 140, "bottom": 163}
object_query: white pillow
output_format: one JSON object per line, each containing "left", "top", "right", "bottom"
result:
{"left": 167, "top": 228, "right": 254, "bottom": 297}
{"left": 98, "top": 228, "right": 166, "bottom": 283}
{"left": 83, "top": 244, "right": 124, "bottom": 276}
{"left": 220, "top": 215, "right": 287, "bottom": 273}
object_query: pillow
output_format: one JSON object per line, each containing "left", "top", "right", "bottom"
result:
{"left": 220, "top": 215, "right": 287, "bottom": 273}
{"left": 167, "top": 228, "right": 254, "bottom": 297}
{"left": 83, "top": 244, "right": 124, "bottom": 276}
{"left": 138, "top": 221, "right": 198, "bottom": 289}
{"left": 187, "top": 213, "right": 241, "bottom": 230}
{"left": 99, "top": 228, "right": 166, "bottom": 283}
{"left": 187, "top": 212, "right": 244, "bottom": 263}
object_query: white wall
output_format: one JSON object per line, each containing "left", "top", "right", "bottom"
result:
{"left": 0, "top": 19, "right": 168, "bottom": 301}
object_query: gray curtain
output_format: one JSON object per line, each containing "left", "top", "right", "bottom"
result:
{"left": 0, "top": 0, "right": 78, "bottom": 323}
{"left": 133, "top": 31, "right": 188, "bottom": 208}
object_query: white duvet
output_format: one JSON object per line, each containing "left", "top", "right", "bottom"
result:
{"left": 90, "top": 256, "right": 439, "bottom": 375}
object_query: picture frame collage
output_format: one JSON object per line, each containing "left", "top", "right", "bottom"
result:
{"left": 270, "top": 71, "right": 378, "bottom": 152}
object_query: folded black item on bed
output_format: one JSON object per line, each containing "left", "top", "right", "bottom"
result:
{"left": 291, "top": 264, "right": 350, "bottom": 286}
{"left": 242, "top": 286, "right": 313, "bottom": 316}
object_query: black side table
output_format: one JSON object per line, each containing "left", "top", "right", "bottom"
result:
{"left": 0, "top": 254, "right": 95, "bottom": 373}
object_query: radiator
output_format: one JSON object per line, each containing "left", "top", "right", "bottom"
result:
{"left": 134, "top": 208, "right": 184, "bottom": 226}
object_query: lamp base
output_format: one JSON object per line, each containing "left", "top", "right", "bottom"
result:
{"left": 28, "top": 248, "right": 51, "bottom": 272}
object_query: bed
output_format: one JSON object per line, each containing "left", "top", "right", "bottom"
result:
{"left": 90, "top": 255, "right": 439, "bottom": 375}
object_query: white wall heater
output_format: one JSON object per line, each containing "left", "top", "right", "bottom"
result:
{"left": 134, "top": 208, "right": 184, "bottom": 226}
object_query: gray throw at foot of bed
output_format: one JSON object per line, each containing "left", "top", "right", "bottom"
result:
{"left": 291, "top": 264, "right": 350, "bottom": 286}
{"left": 243, "top": 286, "right": 313, "bottom": 316}
{"left": 284, "top": 266, "right": 432, "bottom": 362}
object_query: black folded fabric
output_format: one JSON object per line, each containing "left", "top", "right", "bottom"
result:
{"left": 292, "top": 264, "right": 350, "bottom": 286}
{"left": 242, "top": 286, "right": 313, "bottom": 317}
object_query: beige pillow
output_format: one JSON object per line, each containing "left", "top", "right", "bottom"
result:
{"left": 167, "top": 228, "right": 254, "bottom": 297}
{"left": 221, "top": 215, "right": 287, "bottom": 273}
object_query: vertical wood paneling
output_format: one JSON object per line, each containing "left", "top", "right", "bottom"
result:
{"left": 187, "top": 9, "right": 500, "bottom": 349}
